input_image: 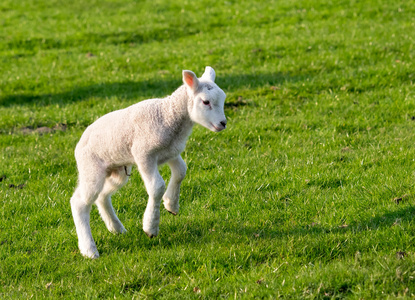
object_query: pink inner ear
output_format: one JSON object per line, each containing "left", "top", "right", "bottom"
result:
{"left": 184, "top": 73, "right": 194, "bottom": 87}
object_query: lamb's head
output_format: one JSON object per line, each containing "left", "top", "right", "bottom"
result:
{"left": 183, "top": 66, "right": 227, "bottom": 132}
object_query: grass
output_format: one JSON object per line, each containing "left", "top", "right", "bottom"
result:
{"left": 1, "top": 0, "right": 415, "bottom": 298}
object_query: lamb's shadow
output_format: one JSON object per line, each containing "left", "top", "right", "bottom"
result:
{"left": 0, "top": 72, "right": 303, "bottom": 107}
{"left": 104, "top": 204, "right": 415, "bottom": 255}
{"left": 250, "top": 204, "right": 415, "bottom": 242}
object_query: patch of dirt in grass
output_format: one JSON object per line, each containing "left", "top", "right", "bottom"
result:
{"left": 307, "top": 178, "right": 346, "bottom": 189}
{"left": 393, "top": 194, "right": 409, "bottom": 204}
{"left": 0, "top": 175, "right": 25, "bottom": 189}
{"left": 122, "top": 281, "right": 143, "bottom": 293}
{"left": 308, "top": 222, "right": 319, "bottom": 228}
{"left": 19, "top": 123, "right": 67, "bottom": 135}
{"left": 396, "top": 251, "right": 407, "bottom": 259}
{"left": 225, "top": 96, "right": 251, "bottom": 110}
{"left": 8, "top": 183, "right": 25, "bottom": 189}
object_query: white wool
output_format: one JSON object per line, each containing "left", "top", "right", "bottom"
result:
{"left": 70, "top": 66, "right": 227, "bottom": 258}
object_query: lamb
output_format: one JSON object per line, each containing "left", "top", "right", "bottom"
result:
{"left": 70, "top": 66, "right": 227, "bottom": 258}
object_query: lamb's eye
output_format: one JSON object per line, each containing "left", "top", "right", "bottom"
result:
{"left": 202, "top": 100, "right": 210, "bottom": 105}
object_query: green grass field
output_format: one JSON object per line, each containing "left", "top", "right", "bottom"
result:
{"left": 1, "top": 0, "right": 415, "bottom": 298}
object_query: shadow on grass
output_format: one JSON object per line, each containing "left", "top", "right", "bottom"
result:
{"left": 0, "top": 72, "right": 302, "bottom": 107}
{"left": 0, "top": 79, "right": 180, "bottom": 107}
{"left": 100, "top": 203, "right": 415, "bottom": 258}
{"left": 5, "top": 29, "right": 200, "bottom": 53}
{"left": 250, "top": 203, "right": 415, "bottom": 243}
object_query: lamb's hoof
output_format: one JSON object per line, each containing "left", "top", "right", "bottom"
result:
{"left": 109, "top": 225, "right": 127, "bottom": 234}
{"left": 80, "top": 249, "right": 99, "bottom": 259}
{"left": 143, "top": 223, "right": 159, "bottom": 238}
{"left": 163, "top": 199, "right": 179, "bottom": 215}
{"left": 145, "top": 232, "right": 155, "bottom": 238}
{"left": 85, "top": 253, "right": 100, "bottom": 259}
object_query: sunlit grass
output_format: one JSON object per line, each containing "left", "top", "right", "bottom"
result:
{"left": 1, "top": 0, "right": 415, "bottom": 298}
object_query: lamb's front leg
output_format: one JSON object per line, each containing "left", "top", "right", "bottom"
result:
{"left": 163, "top": 156, "right": 187, "bottom": 215}
{"left": 136, "top": 158, "right": 166, "bottom": 238}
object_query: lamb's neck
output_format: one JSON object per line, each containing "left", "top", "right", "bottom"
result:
{"left": 163, "top": 85, "right": 193, "bottom": 129}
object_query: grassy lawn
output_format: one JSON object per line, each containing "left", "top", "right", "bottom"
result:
{"left": 1, "top": 0, "right": 415, "bottom": 298}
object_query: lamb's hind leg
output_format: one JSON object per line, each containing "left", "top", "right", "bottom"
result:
{"left": 70, "top": 165, "right": 106, "bottom": 259}
{"left": 163, "top": 156, "right": 187, "bottom": 215}
{"left": 96, "top": 166, "right": 131, "bottom": 234}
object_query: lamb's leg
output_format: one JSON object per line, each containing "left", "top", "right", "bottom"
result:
{"left": 135, "top": 158, "right": 165, "bottom": 238}
{"left": 70, "top": 168, "right": 105, "bottom": 259}
{"left": 96, "top": 166, "right": 131, "bottom": 234}
{"left": 163, "top": 156, "right": 187, "bottom": 215}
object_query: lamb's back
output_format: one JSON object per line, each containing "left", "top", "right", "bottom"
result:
{"left": 75, "top": 98, "right": 187, "bottom": 166}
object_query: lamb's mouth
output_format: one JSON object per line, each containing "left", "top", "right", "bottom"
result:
{"left": 211, "top": 123, "right": 224, "bottom": 132}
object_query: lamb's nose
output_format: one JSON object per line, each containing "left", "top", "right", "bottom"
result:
{"left": 220, "top": 120, "right": 227, "bottom": 128}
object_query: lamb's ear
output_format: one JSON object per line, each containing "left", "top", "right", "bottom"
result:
{"left": 201, "top": 66, "right": 216, "bottom": 82}
{"left": 183, "top": 70, "right": 199, "bottom": 91}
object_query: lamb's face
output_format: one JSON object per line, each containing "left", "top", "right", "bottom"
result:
{"left": 191, "top": 82, "right": 227, "bottom": 132}
{"left": 183, "top": 67, "right": 227, "bottom": 132}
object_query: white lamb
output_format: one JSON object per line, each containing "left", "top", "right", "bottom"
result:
{"left": 70, "top": 66, "right": 227, "bottom": 258}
